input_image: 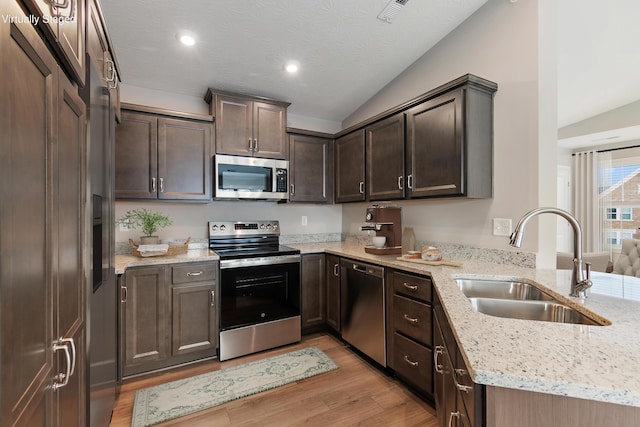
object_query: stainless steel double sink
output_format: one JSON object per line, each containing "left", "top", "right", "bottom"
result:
{"left": 454, "top": 278, "right": 608, "bottom": 326}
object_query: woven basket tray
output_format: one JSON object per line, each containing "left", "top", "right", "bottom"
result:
{"left": 129, "top": 237, "right": 191, "bottom": 257}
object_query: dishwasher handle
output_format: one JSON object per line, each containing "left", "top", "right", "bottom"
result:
{"left": 350, "top": 262, "right": 384, "bottom": 278}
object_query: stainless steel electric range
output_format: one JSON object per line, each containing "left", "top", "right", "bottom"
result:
{"left": 209, "top": 220, "right": 301, "bottom": 361}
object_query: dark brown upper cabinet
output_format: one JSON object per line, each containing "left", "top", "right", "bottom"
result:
{"left": 288, "top": 131, "right": 334, "bottom": 203}
{"left": 334, "top": 74, "right": 496, "bottom": 203}
{"left": 366, "top": 113, "right": 405, "bottom": 201}
{"left": 205, "top": 89, "right": 290, "bottom": 159}
{"left": 115, "top": 106, "right": 213, "bottom": 201}
{"left": 335, "top": 130, "right": 366, "bottom": 203}
{"left": 21, "top": 0, "right": 86, "bottom": 86}
{"left": 406, "top": 81, "right": 495, "bottom": 199}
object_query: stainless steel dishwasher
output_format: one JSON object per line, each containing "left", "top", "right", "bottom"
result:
{"left": 340, "top": 259, "right": 386, "bottom": 366}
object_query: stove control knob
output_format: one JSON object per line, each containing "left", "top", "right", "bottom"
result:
{"left": 211, "top": 225, "right": 218, "bottom": 231}
{"left": 266, "top": 224, "right": 272, "bottom": 230}
{"left": 220, "top": 225, "right": 226, "bottom": 231}
{"left": 273, "top": 223, "right": 278, "bottom": 230}
{"left": 260, "top": 224, "right": 265, "bottom": 229}
{"left": 366, "top": 212, "right": 373, "bottom": 221}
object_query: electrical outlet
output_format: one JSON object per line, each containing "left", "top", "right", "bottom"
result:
{"left": 301, "top": 216, "right": 308, "bottom": 226}
{"left": 492, "top": 218, "right": 512, "bottom": 236}
{"left": 119, "top": 219, "right": 130, "bottom": 232}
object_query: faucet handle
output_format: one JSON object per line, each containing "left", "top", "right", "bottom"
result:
{"left": 585, "top": 261, "right": 592, "bottom": 281}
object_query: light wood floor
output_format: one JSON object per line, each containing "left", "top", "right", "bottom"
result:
{"left": 110, "top": 333, "right": 438, "bottom": 427}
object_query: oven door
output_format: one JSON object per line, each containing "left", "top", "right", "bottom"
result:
{"left": 219, "top": 254, "right": 301, "bottom": 331}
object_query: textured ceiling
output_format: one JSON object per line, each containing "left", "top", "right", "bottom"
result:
{"left": 101, "top": 0, "right": 487, "bottom": 123}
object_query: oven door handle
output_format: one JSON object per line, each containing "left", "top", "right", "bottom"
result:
{"left": 220, "top": 254, "right": 301, "bottom": 269}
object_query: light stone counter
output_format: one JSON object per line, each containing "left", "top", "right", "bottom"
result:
{"left": 289, "top": 241, "right": 640, "bottom": 408}
{"left": 115, "top": 249, "right": 219, "bottom": 275}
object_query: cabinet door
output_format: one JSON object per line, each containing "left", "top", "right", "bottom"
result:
{"left": 366, "top": 114, "right": 405, "bottom": 201}
{"left": 253, "top": 101, "right": 287, "bottom": 159}
{"left": 335, "top": 130, "right": 366, "bottom": 203}
{"left": 55, "top": 71, "right": 87, "bottom": 427}
{"left": 158, "top": 117, "right": 212, "bottom": 200}
{"left": 289, "top": 134, "right": 333, "bottom": 203}
{"left": 301, "top": 254, "right": 326, "bottom": 331}
{"left": 325, "top": 255, "right": 341, "bottom": 332}
{"left": 122, "top": 266, "right": 170, "bottom": 376}
{"left": 406, "top": 89, "right": 464, "bottom": 198}
{"left": 1, "top": 9, "right": 57, "bottom": 423}
{"left": 115, "top": 111, "right": 158, "bottom": 199}
{"left": 172, "top": 283, "right": 217, "bottom": 356}
{"left": 215, "top": 95, "right": 253, "bottom": 156}
{"left": 21, "top": 0, "right": 85, "bottom": 86}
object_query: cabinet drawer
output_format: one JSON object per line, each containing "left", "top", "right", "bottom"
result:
{"left": 171, "top": 263, "right": 216, "bottom": 284}
{"left": 393, "top": 295, "right": 432, "bottom": 345}
{"left": 392, "top": 271, "right": 432, "bottom": 303}
{"left": 393, "top": 332, "right": 433, "bottom": 394}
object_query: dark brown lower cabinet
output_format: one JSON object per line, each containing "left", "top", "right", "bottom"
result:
{"left": 433, "top": 291, "right": 483, "bottom": 427}
{"left": 120, "top": 262, "right": 218, "bottom": 378}
{"left": 301, "top": 254, "right": 326, "bottom": 333}
{"left": 325, "top": 254, "right": 341, "bottom": 332}
{"left": 1, "top": 3, "right": 87, "bottom": 424}
{"left": 387, "top": 270, "right": 434, "bottom": 398}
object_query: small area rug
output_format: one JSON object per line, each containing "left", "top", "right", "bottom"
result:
{"left": 130, "top": 346, "right": 339, "bottom": 426}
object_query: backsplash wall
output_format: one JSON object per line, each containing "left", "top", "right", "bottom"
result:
{"left": 115, "top": 201, "right": 343, "bottom": 252}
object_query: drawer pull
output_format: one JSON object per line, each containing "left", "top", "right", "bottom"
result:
{"left": 403, "top": 355, "right": 419, "bottom": 367}
{"left": 403, "top": 282, "right": 418, "bottom": 291}
{"left": 434, "top": 345, "right": 444, "bottom": 373}
{"left": 186, "top": 271, "right": 204, "bottom": 277}
{"left": 403, "top": 314, "right": 419, "bottom": 324}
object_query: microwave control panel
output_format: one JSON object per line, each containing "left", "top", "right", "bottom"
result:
{"left": 275, "top": 168, "right": 288, "bottom": 192}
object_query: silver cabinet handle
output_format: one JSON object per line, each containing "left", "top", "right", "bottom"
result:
{"left": 398, "top": 176, "right": 403, "bottom": 190}
{"left": 290, "top": 183, "right": 295, "bottom": 195}
{"left": 403, "top": 314, "right": 419, "bottom": 324}
{"left": 106, "top": 58, "right": 118, "bottom": 89}
{"left": 63, "top": 337, "right": 76, "bottom": 376}
{"left": 254, "top": 139, "right": 258, "bottom": 152}
{"left": 449, "top": 411, "right": 461, "bottom": 427}
{"left": 248, "top": 138, "right": 253, "bottom": 152}
{"left": 49, "top": 0, "right": 69, "bottom": 8}
{"left": 359, "top": 181, "right": 364, "bottom": 194}
{"left": 159, "top": 178, "right": 164, "bottom": 193}
{"left": 403, "top": 282, "right": 418, "bottom": 291}
{"left": 403, "top": 355, "right": 419, "bottom": 367}
{"left": 333, "top": 263, "right": 339, "bottom": 277}
{"left": 434, "top": 345, "right": 444, "bottom": 374}
{"left": 121, "top": 285, "right": 128, "bottom": 303}
{"left": 52, "top": 337, "right": 72, "bottom": 391}
{"left": 151, "top": 177, "right": 157, "bottom": 192}
{"left": 210, "top": 290, "right": 215, "bottom": 307}
{"left": 454, "top": 368, "right": 472, "bottom": 393}
{"left": 407, "top": 174, "right": 413, "bottom": 190}
{"left": 186, "top": 271, "right": 203, "bottom": 277}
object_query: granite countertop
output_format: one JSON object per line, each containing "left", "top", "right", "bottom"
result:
{"left": 289, "top": 241, "right": 640, "bottom": 408}
{"left": 115, "top": 240, "right": 640, "bottom": 407}
{"left": 115, "top": 248, "right": 219, "bottom": 275}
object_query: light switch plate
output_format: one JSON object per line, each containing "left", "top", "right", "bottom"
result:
{"left": 493, "top": 218, "right": 512, "bottom": 236}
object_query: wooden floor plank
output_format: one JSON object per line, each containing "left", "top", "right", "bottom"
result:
{"left": 109, "top": 333, "right": 437, "bottom": 426}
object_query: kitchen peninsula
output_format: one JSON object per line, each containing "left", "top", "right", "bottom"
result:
{"left": 116, "top": 239, "right": 640, "bottom": 426}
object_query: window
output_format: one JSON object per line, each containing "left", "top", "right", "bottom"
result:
{"left": 607, "top": 207, "right": 633, "bottom": 220}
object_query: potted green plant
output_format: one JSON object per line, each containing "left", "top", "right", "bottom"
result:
{"left": 119, "top": 208, "right": 172, "bottom": 245}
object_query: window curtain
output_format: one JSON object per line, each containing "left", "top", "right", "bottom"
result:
{"left": 573, "top": 150, "right": 612, "bottom": 253}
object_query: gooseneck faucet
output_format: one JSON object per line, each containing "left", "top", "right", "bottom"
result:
{"left": 509, "top": 207, "right": 592, "bottom": 298}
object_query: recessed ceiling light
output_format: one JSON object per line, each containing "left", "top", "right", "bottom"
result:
{"left": 285, "top": 62, "right": 299, "bottom": 73}
{"left": 178, "top": 32, "right": 196, "bottom": 46}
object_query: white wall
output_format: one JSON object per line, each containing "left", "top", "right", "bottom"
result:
{"left": 342, "top": 0, "right": 545, "bottom": 255}
{"left": 115, "top": 201, "right": 342, "bottom": 244}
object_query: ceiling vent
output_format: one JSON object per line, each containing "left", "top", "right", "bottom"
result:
{"left": 377, "top": 0, "right": 410, "bottom": 23}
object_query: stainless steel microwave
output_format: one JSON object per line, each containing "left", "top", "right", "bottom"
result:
{"left": 214, "top": 154, "right": 289, "bottom": 200}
